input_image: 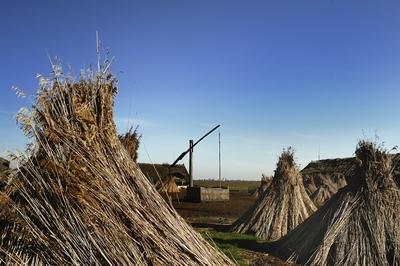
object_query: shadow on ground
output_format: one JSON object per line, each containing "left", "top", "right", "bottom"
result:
{"left": 191, "top": 222, "right": 231, "bottom": 232}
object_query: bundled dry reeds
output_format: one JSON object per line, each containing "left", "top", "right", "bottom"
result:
{"left": 309, "top": 183, "right": 332, "bottom": 207}
{"left": 0, "top": 157, "right": 10, "bottom": 190}
{"left": 0, "top": 157, "right": 9, "bottom": 172}
{"left": 157, "top": 176, "right": 181, "bottom": 194}
{"left": 119, "top": 126, "right": 141, "bottom": 162}
{"left": 309, "top": 174, "right": 346, "bottom": 207}
{"left": 251, "top": 174, "right": 270, "bottom": 198}
{"left": 302, "top": 158, "right": 352, "bottom": 205}
{"left": 270, "top": 141, "right": 400, "bottom": 265}
{"left": 0, "top": 63, "right": 232, "bottom": 265}
{"left": 232, "top": 147, "right": 316, "bottom": 241}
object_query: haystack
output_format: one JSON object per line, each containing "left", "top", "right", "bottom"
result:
{"left": 0, "top": 62, "right": 232, "bottom": 265}
{"left": 309, "top": 174, "right": 345, "bottom": 207}
{"left": 0, "top": 157, "right": 10, "bottom": 190}
{"left": 251, "top": 174, "right": 270, "bottom": 198}
{"left": 157, "top": 176, "right": 181, "bottom": 193}
{"left": 270, "top": 141, "right": 400, "bottom": 265}
{"left": 302, "top": 155, "right": 400, "bottom": 206}
{"left": 302, "top": 158, "right": 354, "bottom": 205}
{"left": 232, "top": 147, "right": 316, "bottom": 241}
{"left": 309, "top": 184, "right": 333, "bottom": 207}
{"left": 119, "top": 126, "right": 141, "bottom": 162}
{"left": 0, "top": 157, "right": 9, "bottom": 172}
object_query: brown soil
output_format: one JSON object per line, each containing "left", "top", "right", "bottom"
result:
{"left": 172, "top": 190, "right": 256, "bottom": 225}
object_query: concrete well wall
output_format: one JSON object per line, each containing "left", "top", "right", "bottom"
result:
{"left": 186, "top": 187, "right": 229, "bottom": 202}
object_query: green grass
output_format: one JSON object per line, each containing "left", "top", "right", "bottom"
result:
{"left": 201, "top": 230, "right": 257, "bottom": 265}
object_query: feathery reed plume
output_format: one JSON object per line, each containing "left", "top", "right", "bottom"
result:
{"left": 119, "top": 126, "right": 141, "bottom": 162}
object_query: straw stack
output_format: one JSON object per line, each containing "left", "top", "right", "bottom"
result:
{"left": 270, "top": 141, "right": 400, "bottom": 265}
{"left": 232, "top": 147, "right": 316, "bottom": 241}
{"left": 0, "top": 62, "right": 232, "bottom": 265}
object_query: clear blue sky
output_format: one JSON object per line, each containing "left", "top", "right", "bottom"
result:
{"left": 1, "top": 0, "right": 400, "bottom": 180}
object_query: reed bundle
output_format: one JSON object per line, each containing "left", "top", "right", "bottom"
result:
{"left": 232, "top": 147, "right": 316, "bottom": 241}
{"left": 0, "top": 63, "right": 231, "bottom": 265}
{"left": 270, "top": 141, "right": 400, "bottom": 265}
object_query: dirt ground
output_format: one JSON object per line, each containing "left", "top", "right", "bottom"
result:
{"left": 170, "top": 189, "right": 292, "bottom": 266}
{"left": 172, "top": 190, "right": 255, "bottom": 225}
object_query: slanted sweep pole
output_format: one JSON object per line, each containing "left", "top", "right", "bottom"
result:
{"left": 170, "top": 125, "right": 220, "bottom": 187}
{"left": 170, "top": 125, "right": 220, "bottom": 168}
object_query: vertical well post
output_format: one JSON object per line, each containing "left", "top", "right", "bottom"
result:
{"left": 219, "top": 131, "right": 221, "bottom": 188}
{"left": 189, "top": 140, "right": 194, "bottom": 187}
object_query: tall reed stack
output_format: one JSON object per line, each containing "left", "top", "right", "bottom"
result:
{"left": 270, "top": 141, "right": 400, "bottom": 265}
{"left": 0, "top": 62, "right": 232, "bottom": 265}
{"left": 232, "top": 147, "right": 316, "bottom": 240}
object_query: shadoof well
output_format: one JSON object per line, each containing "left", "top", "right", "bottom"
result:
{"left": 169, "top": 125, "right": 229, "bottom": 202}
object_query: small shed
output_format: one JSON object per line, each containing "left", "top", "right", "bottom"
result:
{"left": 138, "top": 163, "right": 190, "bottom": 185}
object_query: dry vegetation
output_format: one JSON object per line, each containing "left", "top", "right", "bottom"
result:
{"left": 251, "top": 174, "right": 271, "bottom": 198}
{"left": 0, "top": 56, "right": 398, "bottom": 266}
{"left": 301, "top": 154, "right": 400, "bottom": 207}
{"left": 269, "top": 141, "right": 400, "bottom": 265}
{"left": 0, "top": 63, "right": 232, "bottom": 265}
{"left": 301, "top": 158, "right": 353, "bottom": 206}
{"left": 0, "top": 157, "right": 10, "bottom": 190}
{"left": 119, "top": 126, "right": 141, "bottom": 162}
{"left": 232, "top": 147, "right": 316, "bottom": 241}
